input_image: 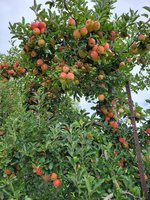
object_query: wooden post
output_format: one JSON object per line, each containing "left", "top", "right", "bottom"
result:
{"left": 125, "top": 81, "right": 148, "bottom": 199}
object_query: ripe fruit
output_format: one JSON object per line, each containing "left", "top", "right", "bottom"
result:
{"left": 93, "top": 21, "right": 100, "bottom": 31}
{"left": 98, "top": 94, "right": 105, "bottom": 101}
{"left": 97, "top": 45, "right": 105, "bottom": 54}
{"left": 85, "top": 19, "right": 93, "bottom": 31}
{"left": 68, "top": 18, "right": 76, "bottom": 26}
{"left": 105, "top": 116, "right": 110, "bottom": 121}
{"left": 50, "top": 173, "right": 58, "bottom": 181}
{"left": 40, "top": 28, "right": 45, "bottom": 33}
{"left": 73, "top": 29, "right": 81, "bottom": 39}
{"left": 18, "top": 67, "right": 26, "bottom": 74}
{"left": 33, "top": 28, "right": 41, "bottom": 35}
{"left": 38, "top": 21, "right": 46, "bottom": 29}
{"left": 53, "top": 179, "right": 61, "bottom": 187}
{"left": 92, "top": 45, "right": 98, "bottom": 51}
{"left": 75, "top": 61, "right": 83, "bottom": 67}
{"left": 80, "top": 27, "right": 88, "bottom": 35}
{"left": 13, "top": 63, "right": 17, "bottom": 68}
{"left": 7, "top": 69, "right": 16, "bottom": 75}
{"left": 41, "top": 64, "right": 48, "bottom": 71}
{"left": 35, "top": 170, "right": 43, "bottom": 176}
{"left": 109, "top": 121, "right": 118, "bottom": 129}
{"left": 146, "top": 128, "right": 150, "bottom": 134}
{"left": 62, "top": 65, "right": 70, "bottom": 73}
{"left": 110, "top": 31, "right": 116, "bottom": 37}
{"left": 66, "top": 72, "right": 75, "bottom": 80}
{"left": 88, "top": 38, "right": 96, "bottom": 47}
{"left": 5, "top": 169, "right": 12, "bottom": 175}
{"left": 107, "top": 111, "right": 113, "bottom": 118}
{"left": 124, "top": 142, "right": 129, "bottom": 149}
{"left": 38, "top": 39, "right": 45, "bottom": 46}
{"left": 138, "top": 34, "right": 146, "bottom": 41}
{"left": 36, "top": 59, "right": 44, "bottom": 66}
{"left": 60, "top": 72, "right": 67, "bottom": 79}
{"left": 103, "top": 42, "right": 110, "bottom": 50}
{"left": 119, "top": 137, "right": 125, "bottom": 144}
{"left": 31, "top": 22, "right": 38, "bottom": 29}
{"left": 89, "top": 50, "right": 98, "bottom": 60}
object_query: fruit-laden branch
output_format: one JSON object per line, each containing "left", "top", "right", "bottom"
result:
{"left": 125, "top": 81, "right": 148, "bottom": 200}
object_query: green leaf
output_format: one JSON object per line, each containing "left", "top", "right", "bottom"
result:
{"left": 143, "top": 6, "right": 150, "bottom": 12}
{"left": 141, "top": 13, "right": 149, "bottom": 18}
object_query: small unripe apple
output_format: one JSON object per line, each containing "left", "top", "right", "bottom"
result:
{"left": 119, "top": 62, "right": 125, "bottom": 67}
{"left": 38, "top": 39, "right": 45, "bottom": 46}
{"left": 78, "top": 50, "right": 87, "bottom": 58}
{"left": 98, "top": 74, "right": 104, "bottom": 80}
{"left": 135, "top": 112, "right": 140, "bottom": 118}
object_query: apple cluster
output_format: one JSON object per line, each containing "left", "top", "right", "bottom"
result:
{"left": 0, "top": 60, "right": 26, "bottom": 79}
{"left": 31, "top": 21, "right": 46, "bottom": 35}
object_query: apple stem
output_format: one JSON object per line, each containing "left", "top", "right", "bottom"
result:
{"left": 125, "top": 81, "right": 148, "bottom": 199}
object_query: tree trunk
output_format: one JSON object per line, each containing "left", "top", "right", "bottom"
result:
{"left": 125, "top": 81, "right": 148, "bottom": 199}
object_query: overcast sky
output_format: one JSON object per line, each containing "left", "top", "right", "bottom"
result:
{"left": 0, "top": 0, "right": 149, "bottom": 111}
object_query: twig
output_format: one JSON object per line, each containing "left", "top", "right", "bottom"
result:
{"left": 122, "top": 191, "right": 137, "bottom": 199}
{"left": 103, "top": 193, "right": 114, "bottom": 200}
{"left": 64, "top": 0, "right": 68, "bottom": 11}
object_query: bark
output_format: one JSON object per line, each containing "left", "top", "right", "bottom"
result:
{"left": 125, "top": 81, "right": 148, "bottom": 199}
